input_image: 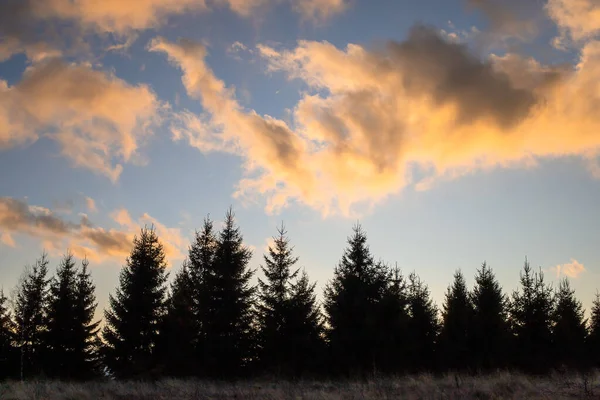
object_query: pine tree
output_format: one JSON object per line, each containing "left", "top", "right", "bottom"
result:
{"left": 202, "top": 208, "right": 255, "bottom": 378}
{"left": 13, "top": 252, "right": 50, "bottom": 379}
{"left": 72, "top": 258, "right": 101, "bottom": 379}
{"left": 324, "top": 223, "right": 389, "bottom": 377}
{"left": 0, "top": 289, "right": 16, "bottom": 380}
{"left": 374, "top": 265, "right": 410, "bottom": 374}
{"left": 551, "top": 278, "right": 587, "bottom": 370}
{"left": 102, "top": 227, "right": 169, "bottom": 379}
{"left": 45, "top": 252, "right": 79, "bottom": 379}
{"left": 158, "top": 261, "right": 197, "bottom": 377}
{"left": 286, "top": 269, "right": 325, "bottom": 377}
{"left": 438, "top": 270, "right": 474, "bottom": 371}
{"left": 470, "top": 262, "right": 510, "bottom": 372}
{"left": 256, "top": 224, "right": 324, "bottom": 377}
{"left": 588, "top": 292, "right": 600, "bottom": 367}
{"left": 406, "top": 272, "right": 439, "bottom": 372}
{"left": 510, "top": 259, "right": 554, "bottom": 373}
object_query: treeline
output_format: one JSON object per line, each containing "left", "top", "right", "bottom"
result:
{"left": 1, "top": 208, "right": 600, "bottom": 381}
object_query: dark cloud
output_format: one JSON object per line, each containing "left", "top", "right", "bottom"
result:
{"left": 466, "top": 0, "right": 541, "bottom": 42}
{"left": 387, "top": 25, "right": 538, "bottom": 129}
{"left": 0, "top": 197, "right": 131, "bottom": 256}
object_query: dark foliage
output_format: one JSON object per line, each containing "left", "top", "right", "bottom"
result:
{"left": 438, "top": 270, "right": 474, "bottom": 371}
{"left": 406, "top": 272, "right": 439, "bottom": 372}
{"left": 256, "top": 224, "right": 324, "bottom": 378}
{"left": 551, "top": 278, "right": 587, "bottom": 370}
{"left": 587, "top": 292, "right": 600, "bottom": 367}
{"left": 324, "top": 224, "right": 390, "bottom": 377}
{"left": 510, "top": 259, "right": 554, "bottom": 373}
{"left": 470, "top": 262, "right": 511, "bottom": 372}
{"left": 0, "top": 290, "right": 16, "bottom": 380}
{"left": 45, "top": 254, "right": 101, "bottom": 380}
{"left": 13, "top": 252, "right": 50, "bottom": 379}
{"left": 201, "top": 208, "right": 255, "bottom": 378}
{"left": 102, "top": 227, "right": 169, "bottom": 379}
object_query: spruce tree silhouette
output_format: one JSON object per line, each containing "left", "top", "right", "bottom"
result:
{"left": 46, "top": 253, "right": 100, "bottom": 380}
{"left": 470, "top": 262, "right": 510, "bottom": 372}
{"left": 587, "top": 292, "right": 600, "bottom": 368}
{"left": 551, "top": 278, "right": 587, "bottom": 371}
{"left": 510, "top": 260, "right": 554, "bottom": 373}
{"left": 14, "top": 252, "right": 50, "bottom": 379}
{"left": 0, "top": 289, "right": 16, "bottom": 380}
{"left": 202, "top": 208, "right": 255, "bottom": 379}
{"left": 256, "top": 223, "right": 324, "bottom": 378}
{"left": 406, "top": 272, "right": 439, "bottom": 372}
{"left": 158, "top": 261, "right": 197, "bottom": 377}
{"left": 374, "top": 265, "right": 410, "bottom": 374}
{"left": 72, "top": 258, "right": 102, "bottom": 380}
{"left": 324, "top": 224, "right": 389, "bottom": 377}
{"left": 185, "top": 217, "right": 218, "bottom": 377}
{"left": 102, "top": 227, "right": 169, "bottom": 379}
{"left": 438, "top": 270, "right": 474, "bottom": 372}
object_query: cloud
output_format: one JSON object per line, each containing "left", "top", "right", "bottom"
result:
{"left": 149, "top": 37, "right": 316, "bottom": 214}
{"left": 546, "top": 0, "right": 600, "bottom": 47}
{"left": 0, "top": 59, "right": 164, "bottom": 181}
{"left": 154, "top": 24, "right": 600, "bottom": 216}
{"left": 0, "top": 0, "right": 348, "bottom": 61}
{"left": 292, "top": 0, "right": 348, "bottom": 22}
{"left": 466, "top": 0, "right": 540, "bottom": 44}
{"left": 551, "top": 259, "right": 586, "bottom": 279}
{"left": 0, "top": 197, "right": 186, "bottom": 263}
{"left": 85, "top": 196, "right": 97, "bottom": 213}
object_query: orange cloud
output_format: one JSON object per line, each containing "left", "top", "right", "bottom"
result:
{"left": 551, "top": 259, "right": 586, "bottom": 279}
{"left": 85, "top": 196, "right": 97, "bottom": 213}
{"left": 546, "top": 0, "right": 600, "bottom": 45}
{"left": 0, "top": 197, "right": 186, "bottom": 264}
{"left": 292, "top": 0, "right": 348, "bottom": 22}
{"left": 0, "top": 59, "right": 163, "bottom": 181}
{"left": 150, "top": 26, "right": 600, "bottom": 216}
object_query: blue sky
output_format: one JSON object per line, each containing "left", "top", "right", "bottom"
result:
{"left": 1, "top": 0, "right": 600, "bottom": 315}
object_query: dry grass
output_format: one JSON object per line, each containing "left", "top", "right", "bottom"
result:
{"left": 0, "top": 372, "right": 599, "bottom": 399}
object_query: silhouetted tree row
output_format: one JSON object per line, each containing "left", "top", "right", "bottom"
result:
{"left": 1, "top": 208, "right": 600, "bottom": 381}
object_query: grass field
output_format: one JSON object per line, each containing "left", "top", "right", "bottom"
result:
{"left": 1, "top": 372, "right": 599, "bottom": 399}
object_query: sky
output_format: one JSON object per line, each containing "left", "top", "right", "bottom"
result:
{"left": 1, "top": 0, "right": 600, "bottom": 316}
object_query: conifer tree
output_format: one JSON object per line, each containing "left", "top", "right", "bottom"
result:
{"left": 13, "top": 252, "right": 50, "bottom": 378}
{"left": 324, "top": 224, "right": 389, "bottom": 377}
{"left": 202, "top": 208, "right": 255, "bottom": 378}
{"left": 510, "top": 259, "right": 554, "bottom": 372}
{"left": 438, "top": 270, "right": 473, "bottom": 371}
{"left": 158, "top": 261, "right": 197, "bottom": 377}
{"left": 72, "top": 258, "right": 101, "bottom": 379}
{"left": 45, "top": 252, "right": 79, "bottom": 379}
{"left": 551, "top": 278, "right": 587, "bottom": 370}
{"left": 286, "top": 269, "right": 325, "bottom": 377}
{"left": 588, "top": 292, "right": 600, "bottom": 367}
{"left": 256, "top": 224, "right": 323, "bottom": 377}
{"left": 470, "top": 262, "right": 510, "bottom": 371}
{"left": 374, "top": 265, "right": 410, "bottom": 374}
{"left": 102, "top": 227, "right": 169, "bottom": 379}
{"left": 0, "top": 289, "right": 16, "bottom": 380}
{"left": 406, "top": 272, "right": 439, "bottom": 372}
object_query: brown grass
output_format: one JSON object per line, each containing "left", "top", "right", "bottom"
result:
{"left": 0, "top": 372, "right": 598, "bottom": 399}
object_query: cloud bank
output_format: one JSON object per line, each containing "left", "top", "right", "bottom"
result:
{"left": 0, "top": 197, "right": 186, "bottom": 263}
{"left": 0, "top": 59, "right": 163, "bottom": 181}
{"left": 150, "top": 20, "right": 600, "bottom": 216}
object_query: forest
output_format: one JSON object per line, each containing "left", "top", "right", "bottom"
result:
{"left": 1, "top": 207, "right": 599, "bottom": 382}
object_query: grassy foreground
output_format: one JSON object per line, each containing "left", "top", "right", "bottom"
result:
{"left": 1, "top": 372, "right": 599, "bottom": 399}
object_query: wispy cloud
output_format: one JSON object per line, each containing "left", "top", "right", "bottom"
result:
{"left": 0, "top": 59, "right": 164, "bottom": 181}
{"left": 0, "top": 197, "right": 186, "bottom": 264}
{"left": 550, "top": 259, "right": 586, "bottom": 279}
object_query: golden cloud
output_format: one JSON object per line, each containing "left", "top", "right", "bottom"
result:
{"left": 0, "top": 59, "right": 163, "bottom": 181}
{"left": 551, "top": 259, "right": 586, "bottom": 279}
{"left": 0, "top": 197, "right": 186, "bottom": 264}
{"left": 546, "top": 0, "right": 600, "bottom": 45}
{"left": 151, "top": 25, "right": 600, "bottom": 216}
